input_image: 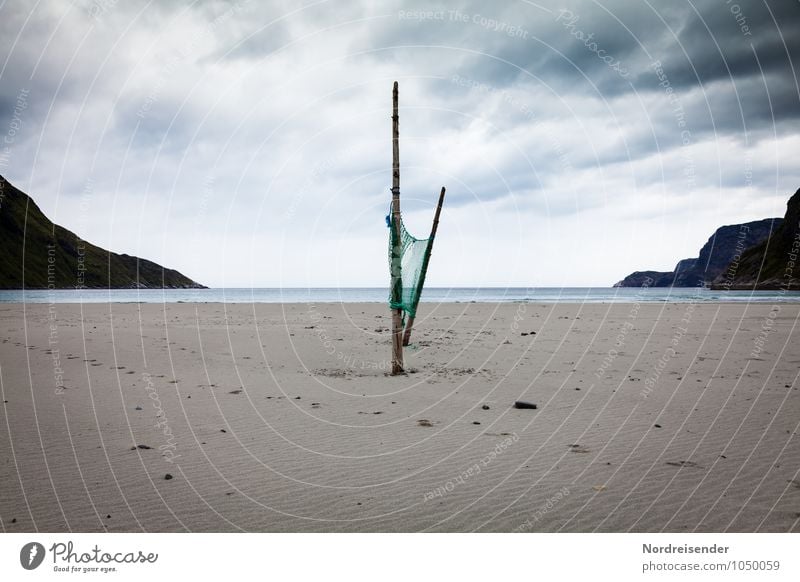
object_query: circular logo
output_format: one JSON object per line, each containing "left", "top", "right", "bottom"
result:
{"left": 20, "top": 542, "right": 45, "bottom": 570}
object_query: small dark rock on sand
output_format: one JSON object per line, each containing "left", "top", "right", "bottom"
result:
{"left": 514, "top": 401, "right": 537, "bottom": 409}
{"left": 164, "top": 474, "right": 173, "bottom": 480}
{"left": 666, "top": 460, "right": 702, "bottom": 468}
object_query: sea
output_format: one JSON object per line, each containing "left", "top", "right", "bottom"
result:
{"left": 1, "top": 287, "right": 798, "bottom": 304}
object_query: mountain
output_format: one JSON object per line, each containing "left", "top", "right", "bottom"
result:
{"left": 613, "top": 270, "right": 674, "bottom": 287}
{"left": 614, "top": 218, "right": 781, "bottom": 288}
{"left": 0, "top": 175, "right": 205, "bottom": 289}
{"left": 711, "top": 188, "right": 800, "bottom": 290}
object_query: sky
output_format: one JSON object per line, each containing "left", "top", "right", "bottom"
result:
{"left": 1, "top": 0, "right": 798, "bottom": 288}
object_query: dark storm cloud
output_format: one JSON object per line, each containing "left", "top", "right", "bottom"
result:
{"left": 403, "top": 0, "right": 800, "bottom": 138}
{"left": 688, "top": 72, "right": 800, "bottom": 136}
{"left": 665, "top": 0, "right": 800, "bottom": 88}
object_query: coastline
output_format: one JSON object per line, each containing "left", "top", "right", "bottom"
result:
{"left": 3, "top": 286, "right": 800, "bottom": 305}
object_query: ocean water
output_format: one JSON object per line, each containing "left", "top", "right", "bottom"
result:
{"left": 0, "top": 287, "right": 798, "bottom": 304}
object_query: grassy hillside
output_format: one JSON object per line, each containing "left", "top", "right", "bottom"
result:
{"left": 0, "top": 175, "right": 205, "bottom": 289}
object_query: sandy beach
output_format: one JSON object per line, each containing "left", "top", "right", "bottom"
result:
{"left": 0, "top": 301, "right": 798, "bottom": 532}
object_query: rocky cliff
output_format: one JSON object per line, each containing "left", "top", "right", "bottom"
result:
{"left": 711, "top": 188, "right": 800, "bottom": 290}
{"left": 615, "top": 218, "right": 781, "bottom": 287}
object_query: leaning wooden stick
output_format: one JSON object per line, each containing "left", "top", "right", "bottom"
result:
{"left": 390, "top": 81, "right": 404, "bottom": 375}
{"left": 402, "top": 186, "right": 446, "bottom": 346}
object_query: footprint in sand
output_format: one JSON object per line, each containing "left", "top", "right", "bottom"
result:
{"left": 417, "top": 419, "right": 433, "bottom": 427}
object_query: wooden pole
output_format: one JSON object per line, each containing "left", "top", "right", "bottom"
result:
{"left": 402, "top": 186, "right": 446, "bottom": 346}
{"left": 390, "top": 81, "right": 404, "bottom": 375}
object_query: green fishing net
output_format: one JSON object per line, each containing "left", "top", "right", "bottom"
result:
{"left": 388, "top": 213, "right": 432, "bottom": 318}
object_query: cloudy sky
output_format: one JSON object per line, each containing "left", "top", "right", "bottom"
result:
{"left": 1, "top": 0, "right": 798, "bottom": 287}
